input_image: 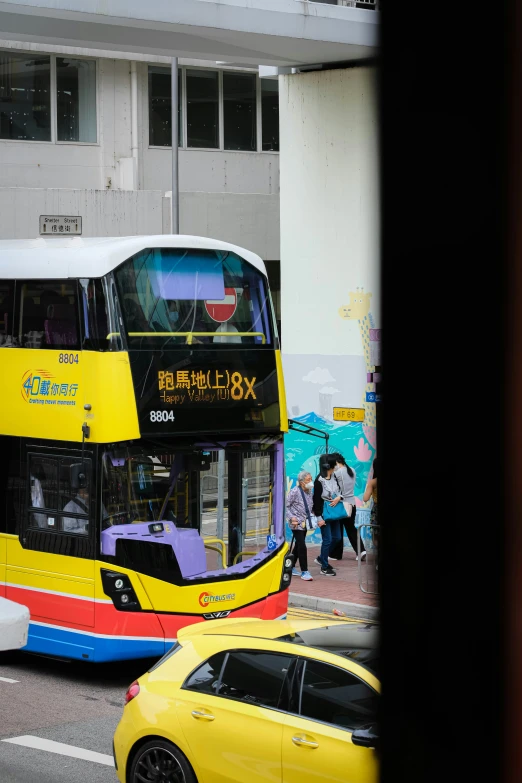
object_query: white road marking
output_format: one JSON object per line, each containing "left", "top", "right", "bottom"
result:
{"left": 1, "top": 736, "right": 114, "bottom": 766}
{"left": 0, "top": 676, "right": 19, "bottom": 683}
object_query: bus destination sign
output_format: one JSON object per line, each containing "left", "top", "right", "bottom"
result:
{"left": 158, "top": 368, "right": 256, "bottom": 405}
{"left": 130, "top": 350, "right": 280, "bottom": 435}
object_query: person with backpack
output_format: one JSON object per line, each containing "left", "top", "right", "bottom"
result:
{"left": 286, "top": 470, "right": 315, "bottom": 581}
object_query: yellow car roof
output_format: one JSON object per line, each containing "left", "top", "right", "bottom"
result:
{"left": 177, "top": 616, "right": 372, "bottom": 643}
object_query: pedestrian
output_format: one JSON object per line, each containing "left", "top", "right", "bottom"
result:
{"left": 328, "top": 452, "right": 365, "bottom": 562}
{"left": 363, "top": 457, "right": 379, "bottom": 571}
{"left": 363, "top": 457, "right": 378, "bottom": 520}
{"left": 312, "top": 454, "right": 343, "bottom": 576}
{"left": 286, "top": 470, "right": 315, "bottom": 581}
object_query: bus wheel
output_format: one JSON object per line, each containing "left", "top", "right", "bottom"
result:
{"left": 130, "top": 739, "right": 197, "bottom": 783}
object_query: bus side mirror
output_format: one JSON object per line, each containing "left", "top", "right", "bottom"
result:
{"left": 70, "top": 463, "right": 88, "bottom": 489}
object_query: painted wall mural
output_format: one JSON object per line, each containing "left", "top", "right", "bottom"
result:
{"left": 283, "top": 288, "right": 380, "bottom": 546}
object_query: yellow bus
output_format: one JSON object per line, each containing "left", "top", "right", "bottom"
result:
{"left": 0, "top": 235, "right": 293, "bottom": 662}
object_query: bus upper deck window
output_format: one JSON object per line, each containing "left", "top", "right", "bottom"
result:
{"left": 80, "top": 277, "right": 122, "bottom": 352}
{"left": 114, "top": 249, "right": 275, "bottom": 350}
{"left": 0, "top": 280, "right": 15, "bottom": 347}
{"left": 18, "top": 281, "right": 80, "bottom": 351}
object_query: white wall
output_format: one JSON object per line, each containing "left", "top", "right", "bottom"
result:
{"left": 280, "top": 66, "right": 380, "bottom": 433}
{"left": 0, "top": 187, "right": 279, "bottom": 260}
{"left": 0, "top": 188, "right": 165, "bottom": 237}
{"left": 144, "top": 148, "right": 279, "bottom": 195}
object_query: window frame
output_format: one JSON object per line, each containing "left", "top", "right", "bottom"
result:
{"left": 55, "top": 55, "right": 99, "bottom": 146}
{"left": 0, "top": 48, "right": 99, "bottom": 146}
{"left": 182, "top": 648, "right": 298, "bottom": 713}
{"left": 222, "top": 70, "right": 258, "bottom": 153}
{"left": 26, "top": 451, "right": 93, "bottom": 537}
{"left": 0, "top": 279, "right": 16, "bottom": 345}
{"left": 17, "top": 278, "right": 82, "bottom": 351}
{"left": 295, "top": 656, "right": 380, "bottom": 734}
{"left": 147, "top": 64, "right": 183, "bottom": 149}
{"left": 113, "top": 247, "right": 276, "bottom": 350}
{"left": 260, "top": 76, "right": 280, "bottom": 154}
{"left": 185, "top": 66, "right": 220, "bottom": 151}
{"left": 146, "top": 64, "right": 278, "bottom": 155}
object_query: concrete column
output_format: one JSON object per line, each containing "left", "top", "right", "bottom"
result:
{"left": 280, "top": 66, "right": 380, "bottom": 509}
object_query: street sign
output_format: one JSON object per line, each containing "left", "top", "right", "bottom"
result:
{"left": 205, "top": 287, "right": 237, "bottom": 322}
{"left": 333, "top": 407, "right": 365, "bottom": 422}
{"left": 39, "top": 215, "right": 82, "bottom": 235}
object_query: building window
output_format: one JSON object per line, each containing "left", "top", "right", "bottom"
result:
{"left": 148, "top": 66, "right": 182, "bottom": 147}
{"left": 0, "top": 53, "right": 51, "bottom": 141}
{"left": 0, "top": 52, "right": 97, "bottom": 144}
{"left": 56, "top": 57, "right": 96, "bottom": 143}
{"left": 186, "top": 69, "right": 219, "bottom": 149}
{"left": 261, "top": 79, "right": 279, "bottom": 152}
{"left": 223, "top": 71, "right": 256, "bottom": 151}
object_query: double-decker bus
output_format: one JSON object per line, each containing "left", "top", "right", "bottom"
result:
{"left": 0, "top": 235, "right": 293, "bottom": 662}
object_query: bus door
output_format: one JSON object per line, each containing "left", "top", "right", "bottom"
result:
{"left": 226, "top": 447, "right": 274, "bottom": 566}
{"left": 6, "top": 445, "right": 96, "bottom": 644}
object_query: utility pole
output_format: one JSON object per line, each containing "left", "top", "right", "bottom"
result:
{"left": 171, "top": 57, "right": 179, "bottom": 233}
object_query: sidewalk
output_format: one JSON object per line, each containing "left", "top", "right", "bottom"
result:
{"left": 288, "top": 544, "right": 379, "bottom": 621}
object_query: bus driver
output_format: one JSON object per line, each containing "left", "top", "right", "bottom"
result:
{"left": 62, "top": 487, "right": 90, "bottom": 535}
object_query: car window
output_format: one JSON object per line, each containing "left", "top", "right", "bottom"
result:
{"left": 218, "top": 651, "right": 294, "bottom": 708}
{"left": 299, "top": 659, "right": 378, "bottom": 731}
{"left": 184, "top": 651, "right": 227, "bottom": 694}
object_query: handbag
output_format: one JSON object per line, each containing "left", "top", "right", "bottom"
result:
{"left": 298, "top": 486, "right": 318, "bottom": 529}
{"left": 322, "top": 494, "right": 348, "bottom": 521}
{"left": 322, "top": 477, "right": 347, "bottom": 521}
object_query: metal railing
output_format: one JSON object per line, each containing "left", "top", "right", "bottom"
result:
{"left": 107, "top": 331, "right": 266, "bottom": 344}
{"left": 357, "top": 523, "right": 379, "bottom": 595}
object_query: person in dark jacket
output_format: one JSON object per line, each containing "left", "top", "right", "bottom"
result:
{"left": 312, "top": 454, "right": 342, "bottom": 576}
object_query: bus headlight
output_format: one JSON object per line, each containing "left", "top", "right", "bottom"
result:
{"left": 280, "top": 551, "right": 296, "bottom": 591}
{"left": 101, "top": 569, "right": 141, "bottom": 612}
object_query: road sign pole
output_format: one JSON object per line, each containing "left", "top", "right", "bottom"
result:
{"left": 171, "top": 57, "right": 179, "bottom": 234}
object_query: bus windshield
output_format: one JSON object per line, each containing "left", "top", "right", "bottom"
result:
{"left": 101, "top": 440, "right": 283, "bottom": 562}
{"left": 114, "top": 248, "right": 275, "bottom": 349}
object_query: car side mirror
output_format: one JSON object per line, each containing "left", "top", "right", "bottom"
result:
{"left": 351, "top": 726, "right": 379, "bottom": 750}
{"left": 70, "top": 463, "right": 88, "bottom": 489}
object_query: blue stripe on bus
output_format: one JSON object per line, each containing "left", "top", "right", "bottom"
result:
{"left": 24, "top": 622, "right": 167, "bottom": 662}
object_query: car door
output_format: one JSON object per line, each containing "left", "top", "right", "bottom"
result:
{"left": 282, "top": 658, "right": 379, "bottom": 783}
{"left": 176, "top": 648, "right": 296, "bottom": 783}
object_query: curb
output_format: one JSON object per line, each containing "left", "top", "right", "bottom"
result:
{"left": 289, "top": 592, "right": 379, "bottom": 622}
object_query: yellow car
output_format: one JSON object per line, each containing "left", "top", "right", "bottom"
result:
{"left": 113, "top": 616, "right": 380, "bottom": 783}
